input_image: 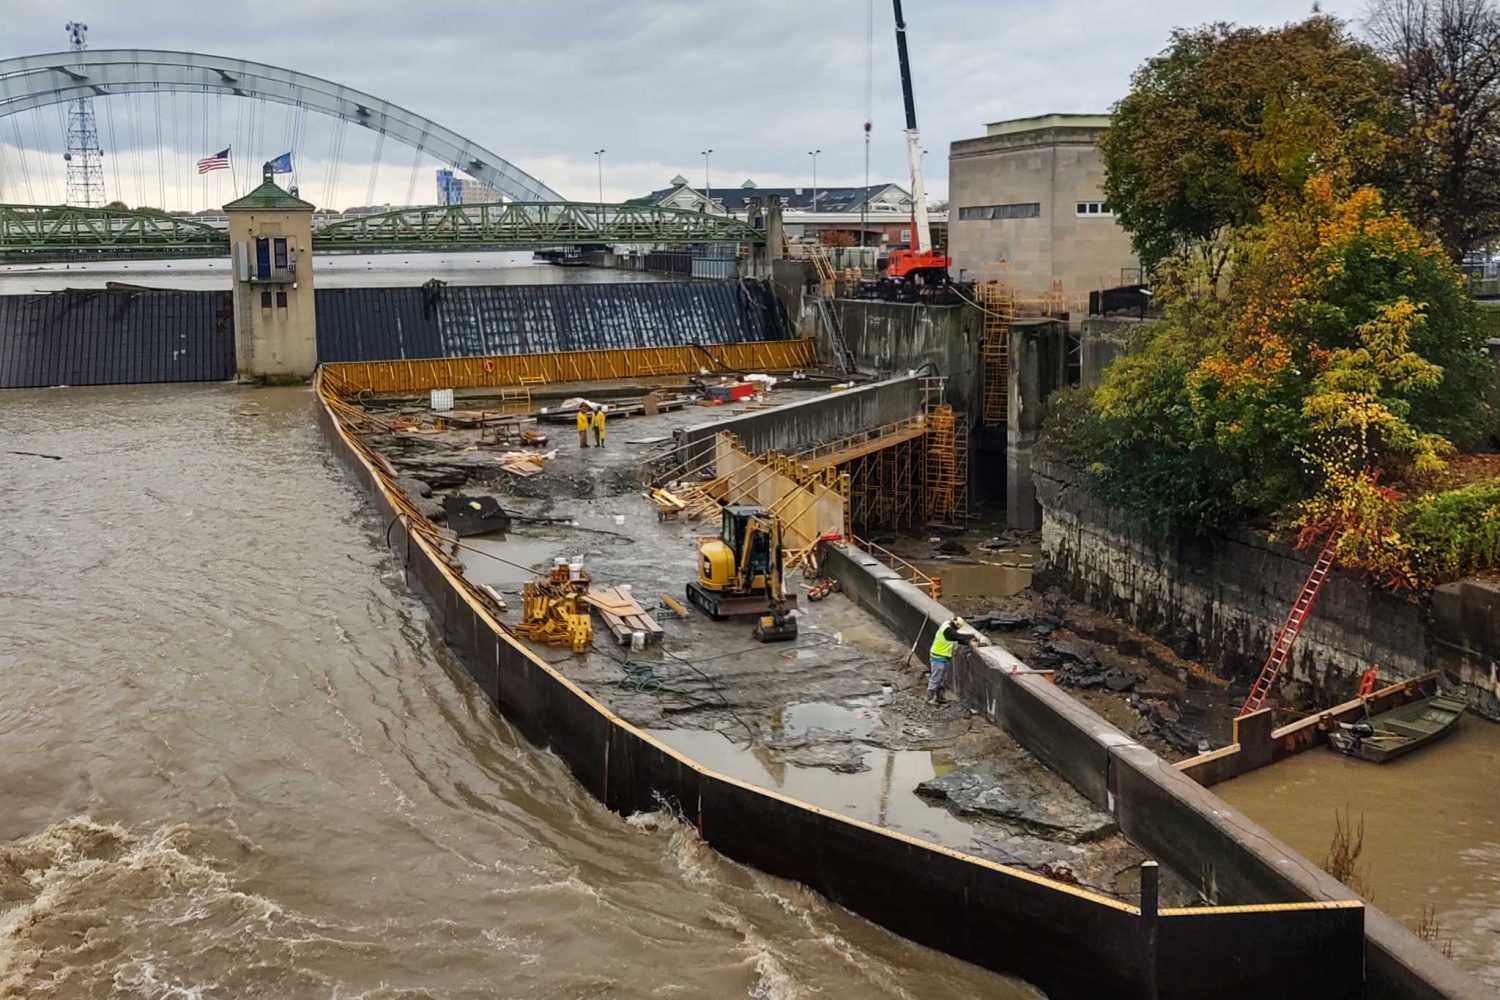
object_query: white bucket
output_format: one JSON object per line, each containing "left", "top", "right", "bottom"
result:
{"left": 430, "top": 388, "right": 454, "bottom": 412}
{"left": 630, "top": 630, "right": 646, "bottom": 652}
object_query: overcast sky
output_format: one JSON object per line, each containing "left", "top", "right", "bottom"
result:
{"left": 2, "top": 0, "right": 1365, "bottom": 210}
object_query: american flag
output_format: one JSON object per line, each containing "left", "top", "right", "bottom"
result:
{"left": 197, "top": 147, "right": 230, "bottom": 174}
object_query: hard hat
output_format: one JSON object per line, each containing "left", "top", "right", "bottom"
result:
{"left": 952, "top": 616, "right": 967, "bottom": 629}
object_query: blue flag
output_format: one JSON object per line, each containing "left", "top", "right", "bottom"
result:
{"left": 265, "top": 152, "right": 293, "bottom": 174}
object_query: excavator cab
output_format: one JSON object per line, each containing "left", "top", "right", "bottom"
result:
{"left": 687, "top": 505, "right": 798, "bottom": 640}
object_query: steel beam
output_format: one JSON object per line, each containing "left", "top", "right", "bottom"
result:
{"left": 0, "top": 48, "right": 561, "bottom": 202}
{"left": 321, "top": 340, "right": 815, "bottom": 396}
{"left": 313, "top": 202, "right": 764, "bottom": 249}
{"left": 0, "top": 202, "right": 227, "bottom": 251}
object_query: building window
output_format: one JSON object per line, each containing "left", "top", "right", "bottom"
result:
{"left": 958, "top": 202, "right": 1041, "bottom": 221}
{"left": 254, "top": 237, "right": 271, "bottom": 280}
{"left": 260, "top": 290, "right": 273, "bottom": 309}
{"left": 273, "top": 238, "right": 289, "bottom": 270}
{"left": 1076, "top": 201, "right": 1114, "bottom": 217}
{"left": 275, "top": 291, "right": 288, "bottom": 308}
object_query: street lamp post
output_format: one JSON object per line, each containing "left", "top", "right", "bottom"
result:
{"left": 700, "top": 148, "right": 714, "bottom": 212}
{"left": 593, "top": 149, "right": 606, "bottom": 206}
{"left": 807, "top": 149, "right": 821, "bottom": 212}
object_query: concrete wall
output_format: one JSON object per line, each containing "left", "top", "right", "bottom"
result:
{"left": 674, "top": 374, "right": 924, "bottom": 469}
{"left": 1078, "top": 316, "right": 1139, "bottom": 388}
{"left": 1007, "top": 320, "right": 1070, "bottom": 530}
{"left": 1034, "top": 459, "right": 1500, "bottom": 718}
{"left": 948, "top": 117, "right": 1139, "bottom": 294}
{"left": 317, "top": 384, "right": 1369, "bottom": 1000}
{"left": 821, "top": 542, "right": 1488, "bottom": 1000}
{"left": 833, "top": 298, "right": 980, "bottom": 413}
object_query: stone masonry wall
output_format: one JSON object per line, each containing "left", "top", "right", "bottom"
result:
{"left": 1035, "top": 458, "right": 1500, "bottom": 718}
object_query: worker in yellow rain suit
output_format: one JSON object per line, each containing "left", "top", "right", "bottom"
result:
{"left": 592, "top": 406, "right": 607, "bottom": 448}
{"left": 576, "top": 406, "right": 591, "bottom": 448}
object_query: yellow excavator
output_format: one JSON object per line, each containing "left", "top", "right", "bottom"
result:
{"left": 687, "top": 505, "right": 799, "bottom": 642}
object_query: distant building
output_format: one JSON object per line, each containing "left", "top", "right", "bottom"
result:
{"left": 948, "top": 114, "right": 1138, "bottom": 293}
{"left": 635, "top": 176, "right": 913, "bottom": 216}
{"left": 436, "top": 169, "right": 502, "bottom": 205}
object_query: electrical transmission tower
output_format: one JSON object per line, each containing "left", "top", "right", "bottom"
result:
{"left": 63, "top": 21, "right": 106, "bottom": 207}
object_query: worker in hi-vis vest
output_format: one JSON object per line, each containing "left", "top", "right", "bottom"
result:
{"left": 927, "top": 617, "right": 975, "bottom": 705}
{"left": 577, "top": 406, "right": 592, "bottom": 448}
{"left": 592, "top": 406, "right": 607, "bottom": 448}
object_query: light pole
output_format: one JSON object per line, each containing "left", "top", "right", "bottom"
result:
{"left": 593, "top": 149, "right": 606, "bottom": 205}
{"left": 807, "top": 149, "right": 821, "bottom": 212}
{"left": 700, "top": 148, "right": 714, "bottom": 212}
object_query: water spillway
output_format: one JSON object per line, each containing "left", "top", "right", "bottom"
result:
{"left": 0, "top": 276, "right": 789, "bottom": 388}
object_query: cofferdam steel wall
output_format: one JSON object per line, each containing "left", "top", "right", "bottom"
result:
{"left": 316, "top": 280, "right": 789, "bottom": 361}
{"left": 316, "top": 363, "right": 1364, "bottom": 1000}
{"left": 820, "top": 544, "right": 1490, "bottom": 1000}
{"left": 0, "top": 289, "right": 234, "bottom": 388}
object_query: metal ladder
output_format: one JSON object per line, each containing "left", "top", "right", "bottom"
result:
{"left": 1240, "top": 529, "right": 1341, "bottom": 716}
{"left": 816, "top": 296, "right": 855, "bottom": 374}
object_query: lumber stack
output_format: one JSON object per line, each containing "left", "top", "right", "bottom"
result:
{"left": 583, "top": 587, "right": 665, "bottom": 646}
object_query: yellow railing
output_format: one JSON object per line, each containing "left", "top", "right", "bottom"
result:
{"left": 852, "top": 535, "right": 941, "bottom": 599}
{"left": 322, "top": 339, "right": 816, "bottom": 396}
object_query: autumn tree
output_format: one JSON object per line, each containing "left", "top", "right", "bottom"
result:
{"left": 1057, "top": 177, "right": 1491, "bottom": 541}
{"left": 1100, "top": 17, "right": 1394, "bottom": 275}
{"left": 1366, "top": 0, "right": 1500, "bottom": 258}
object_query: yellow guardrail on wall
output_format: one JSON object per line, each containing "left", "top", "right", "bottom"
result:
{"left": 321, "top": 339, "right": 816, "bottom": 396}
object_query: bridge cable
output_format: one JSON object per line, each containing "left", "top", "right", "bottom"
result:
{"left": 172, "top": 91, "right": 184, "bottom": 209}
{"left": 152, "top": 82, "right": 166, "bottom": 210}
{"left": 101, "top": 95, "right": 122, "bottom": 205}
{"left": 7, "top": 115, "right": 35, "bottom": 204}
{"left": 51, "top": 104, "right": 69, "bottom": 204}
{"left": 290, "top": 102, "right": 308, "bottom": 198}
{"left": 403, "top": 135, "right": 426, "bottom": 207}
{"left": 365, "top": 128, "right": 386, "bottom": 208}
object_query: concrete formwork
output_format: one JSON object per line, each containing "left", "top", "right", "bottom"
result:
{"left": 673, "top": 374, "right": 925, "bottom": 470}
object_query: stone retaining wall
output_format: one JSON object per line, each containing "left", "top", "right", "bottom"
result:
{"left": 1034, "top": 458, "right": 1500, "bottom": 718}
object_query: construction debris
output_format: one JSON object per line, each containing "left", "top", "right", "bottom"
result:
{"left": 497, "top": 449, "right": 556, "bottom": 477}
{"left": 514, "top": 562, "right": 593, "bottom": 652}
{"left": 584, "top": 586, "right": 665, "bottom": 647}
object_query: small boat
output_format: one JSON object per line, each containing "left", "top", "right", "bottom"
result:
{"left": 1328, "top": 695, "right": 1467, "bottom": 763}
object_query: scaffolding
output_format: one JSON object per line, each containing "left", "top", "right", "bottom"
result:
{"left": 845, "top": 433, "right": 925, "bottom": 532}
{"left": 921, "top": 377, "right": 968, "bottom": 527}
{"left": 977, "top": 266, "right": 1015, "bottom": 428}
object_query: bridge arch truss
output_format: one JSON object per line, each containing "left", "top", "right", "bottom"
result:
{"left": 0, "top": 48, "right": 562, "bottom": 203}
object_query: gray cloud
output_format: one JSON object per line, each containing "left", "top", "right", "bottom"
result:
{"left": 3, "top": 0, "right": 1364, "bottom": 208}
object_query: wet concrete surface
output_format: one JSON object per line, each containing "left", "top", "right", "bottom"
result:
{"left": 360, "top": 388, "right": 1177, "bottom": 902}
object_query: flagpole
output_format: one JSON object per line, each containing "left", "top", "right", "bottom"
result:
{"left": 228, "top": 147, "right": 238, "bottom": 203}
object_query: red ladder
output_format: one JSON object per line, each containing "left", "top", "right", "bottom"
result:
{"left": 1239, "top": 528, "right": 1341, "bottom": 717}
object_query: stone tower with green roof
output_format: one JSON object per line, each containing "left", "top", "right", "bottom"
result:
{"left": 224, "top": 177, "right": 317, "bottom": 381}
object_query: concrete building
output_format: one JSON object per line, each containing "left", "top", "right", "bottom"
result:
{"left": 436, "top": 168, "right": 502, "bottom": 205}
{"left": 949, "top": 114, "right": 1138, "bottom": 295}
{"left": 225, "top": 178, "right": 317, "bottom": 381}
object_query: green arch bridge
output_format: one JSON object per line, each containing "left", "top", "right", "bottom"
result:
{"left": 0, "top": 202, "right": 766, "bottom": 259}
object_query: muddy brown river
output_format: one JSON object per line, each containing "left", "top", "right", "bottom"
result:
{"left": 0, "top": 384, "right": 1036, "bottom": 998}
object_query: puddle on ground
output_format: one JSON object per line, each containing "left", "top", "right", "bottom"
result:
{"left": 456, "top": 534, "right": 567, "bottom": 588}
{"left": 645, "top": 727, "right": 979, "bottom": 850}
{"left": 780, "top": 701, "right": 877, "bottom": 739}
{"left": 914, "top": 550, "right": 1037, "bottom": 599}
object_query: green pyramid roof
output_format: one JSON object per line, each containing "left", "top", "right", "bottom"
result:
{"left": 223, "top": 179, "right": 314, "bottom": 211}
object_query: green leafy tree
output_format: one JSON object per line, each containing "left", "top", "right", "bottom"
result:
{"left": 1059, "top": 177, "right": 1493, "bottom": 550}
{"left": 1100, "top": 17, "right": 1394, "bottom": 275}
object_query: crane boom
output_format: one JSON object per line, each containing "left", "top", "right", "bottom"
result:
{"left": 891, "top": 0, "right": 932, "bottom": 255}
